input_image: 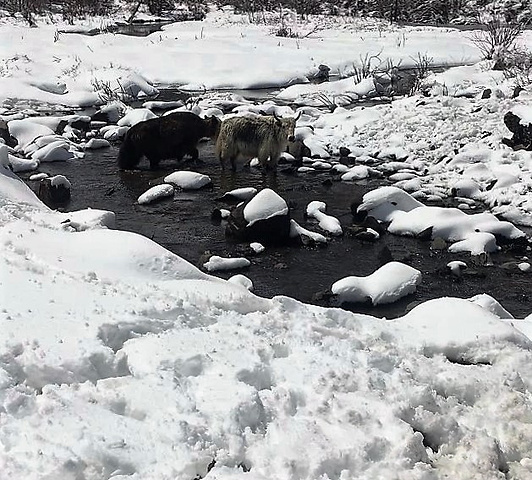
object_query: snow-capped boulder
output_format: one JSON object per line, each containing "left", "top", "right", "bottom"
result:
{"left": 7, "top": 153, "right": 39, "bottom": 173}
{"left": 38, "top": 174, "right": 71, "bottom": 206}
{"left": 502, "top": 110, "right": 532, "bottom": 150}
{"left": 218, "top": 187, "right": 257, "bottom": 202}
{"left": 91, "top": 101, "right": 126, "bottom": 124}
{"left": 85, "top": 138, "right": 111, "bottom": 150}
{"left": 306, "top": 201, "right": 342, "bottom": 236}
{"left": 8, "top": 119, "right": 55, "bottom": 154}
{"left": 203, "top": 255, "right": 251, "bottom": 272}
{"left": 163, "top": 171, "right": 212, "bottom": 190}
{"left": 137, "top": 184, "right": 175, "bottom": 205}
{"left": 356, "top": 186, "right": 526, "bottom": 254}
{"left": 226, "top": 188, "right": 291, "bottom": 244}
{"left": 31, "top": 140, "right": 75, "bottom": 162}
{"left": 228, "top": 274, "right": 254, "bottom": 291}
{"left": 118, "top": 108, "right": 157, "bottom": 127}
{"left": 289, "top": 219, "right": 327, "bottom": 246}
{"left": 331, "top": 261, "right": 422, "bottom": 306}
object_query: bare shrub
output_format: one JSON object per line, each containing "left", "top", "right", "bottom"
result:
{"left": 273, "top": 23, "right": 298, "bottom": 38}
{"left": 315, "top": 92, "right": 338, "bottom": 112}
{"left": 91, "top": 78, "right": 128, "bottom": 103}
{"left": 125, "top": 0, "right": 207, "bottom": 23}
{"left": 352, "top": 51, "right": 383, "bottom": 83}
{"left": 61, "top": 54, "right": 82, "bottom": 77}
{"left": 501, "top": 48, "right": 532, "bottom": 88}
{"left": 146, "top": 0, "right": 173, "bottom": 16}
{"left": 372, "top": 58, "right": 402, "bottom": 96}
{"left": 408, "top": 52, "right": 434, "bottom": 95}
{"left": 272, "top": 15, "right": 320, "bottom": 38}
{"left": 470, "top": 14, "right": 524, "bottom": 62}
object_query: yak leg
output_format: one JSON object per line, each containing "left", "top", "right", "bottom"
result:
{"left": 148, "top": 156, "right": 160, "bottom": 170}
{"left": 268, "top": 149, "right": 281, "bottom": 170}
{"left": 218, "top": 148, "right": 237, "bottom": 171}
{"left": 257, "top": 148, "right": 270, "bottom": 170}
{"left": 261, "top": 148, "right": 280, "bottom": 172}
{"left": 187, "top": 147, "right": 204, "bottom": 165}
{"left": 219, "top": 154, "right": 235, "bottom": 171}
{"left": 218, "top": 153, "right": 227, "bottom": 170}
{"left": 188, "top": 147, "right": 199, "bottom": 161}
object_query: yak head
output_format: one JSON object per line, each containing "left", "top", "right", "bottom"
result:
{"left": 273, "top": 111, "right": 301, "bottom": 143}
{"left": 204, "top": 115, "right": 222, "bottom": 140}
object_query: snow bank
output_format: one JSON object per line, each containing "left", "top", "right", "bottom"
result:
{"left": 2, "top": 146, "right": 532, "bottom": 478}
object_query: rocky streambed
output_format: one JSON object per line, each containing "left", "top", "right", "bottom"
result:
{"left": 20, "top": 137, "right": 532, "bottom": 319}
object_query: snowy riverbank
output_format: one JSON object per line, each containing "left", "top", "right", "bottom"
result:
{"left": 2, "top": 7, "right": 532, "bottom": 479}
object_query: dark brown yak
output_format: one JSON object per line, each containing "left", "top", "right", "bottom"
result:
{"left": 117, "top": 112, "right": 221, "bottom": 170}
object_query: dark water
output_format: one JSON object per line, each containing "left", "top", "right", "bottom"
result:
{"left": 107, "top": 20, "right": 175, "bottom": 36}
{"left": 59, "top": 20, "right": 176, "bottom": 38}
{"left": 23, "top": 141, "right": 532, "bottom": 319}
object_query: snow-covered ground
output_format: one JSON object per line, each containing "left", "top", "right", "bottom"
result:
{"left": 2, "top": 6, "right": 532, "bottom": 479}
{"left": 3, "top": 160, "right": 532, "bottom": 479}
{"left": 0, "top": 7, "right": 487, "bottom": 106}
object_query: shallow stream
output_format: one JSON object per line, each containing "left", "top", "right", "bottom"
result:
{"left": 22, "top": 140, "right": 532, "bottom": 319}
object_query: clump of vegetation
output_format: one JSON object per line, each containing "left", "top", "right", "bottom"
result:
{"left": 2, "top": 0, "right": 531, "bottom": 27}
{"left": 0, "top": 0, "right": 115, "bottom": 24}
{"left": 225, "top": 0, "right": 320, "bottom": 20}
{"left": 313, "top": 49, "right": 433, "bottom": 111}
{"left": 409, "top": 52, "right": 433, "bottom": 94}
{"left": 502, "top": 48, "right": 532, "bottom": 89}
{"left": 272, "top": 15, "right": 320, "bottom": 38}
{"left": 62, "top": 0, "right": 115, "bottom": 22}
{"left": 91, "top": 77, "right": 129, "bottom": 103}
{"left": 469, "top": 12, "right": 532, "bottom": 90}
{"left": 215, "top": 0, "right": 532, "bottom": 25}
{"left": 470, "top": 14, "right": 524, "bottom": 63}
{"left": 273, "top": 23, "right": 298, "bottom": 38}
{"left": 352, "top": 52, "right": 383, "bottom": 83}
{"left": 126, "top": 0, "right": 207, "bottom": 23}
{"left": 0, "top": 0, "right": 208, "bottom": 25}
{"left": 0, "top": 0, "right": 49, "bottom": 25}
{"left": 315, "top": 91, "right": 338, "bottom": 112}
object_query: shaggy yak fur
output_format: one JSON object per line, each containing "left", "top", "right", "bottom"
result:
{"left": 117, "top": 112, "right": 221, "bottom": 170}
{"left": 215, "top": 114, "right": 299, "bottom": 171}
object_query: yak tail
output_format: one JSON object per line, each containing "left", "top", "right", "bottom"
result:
{"left": 117, "top": 134, "right": 140, "bottom": 170}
